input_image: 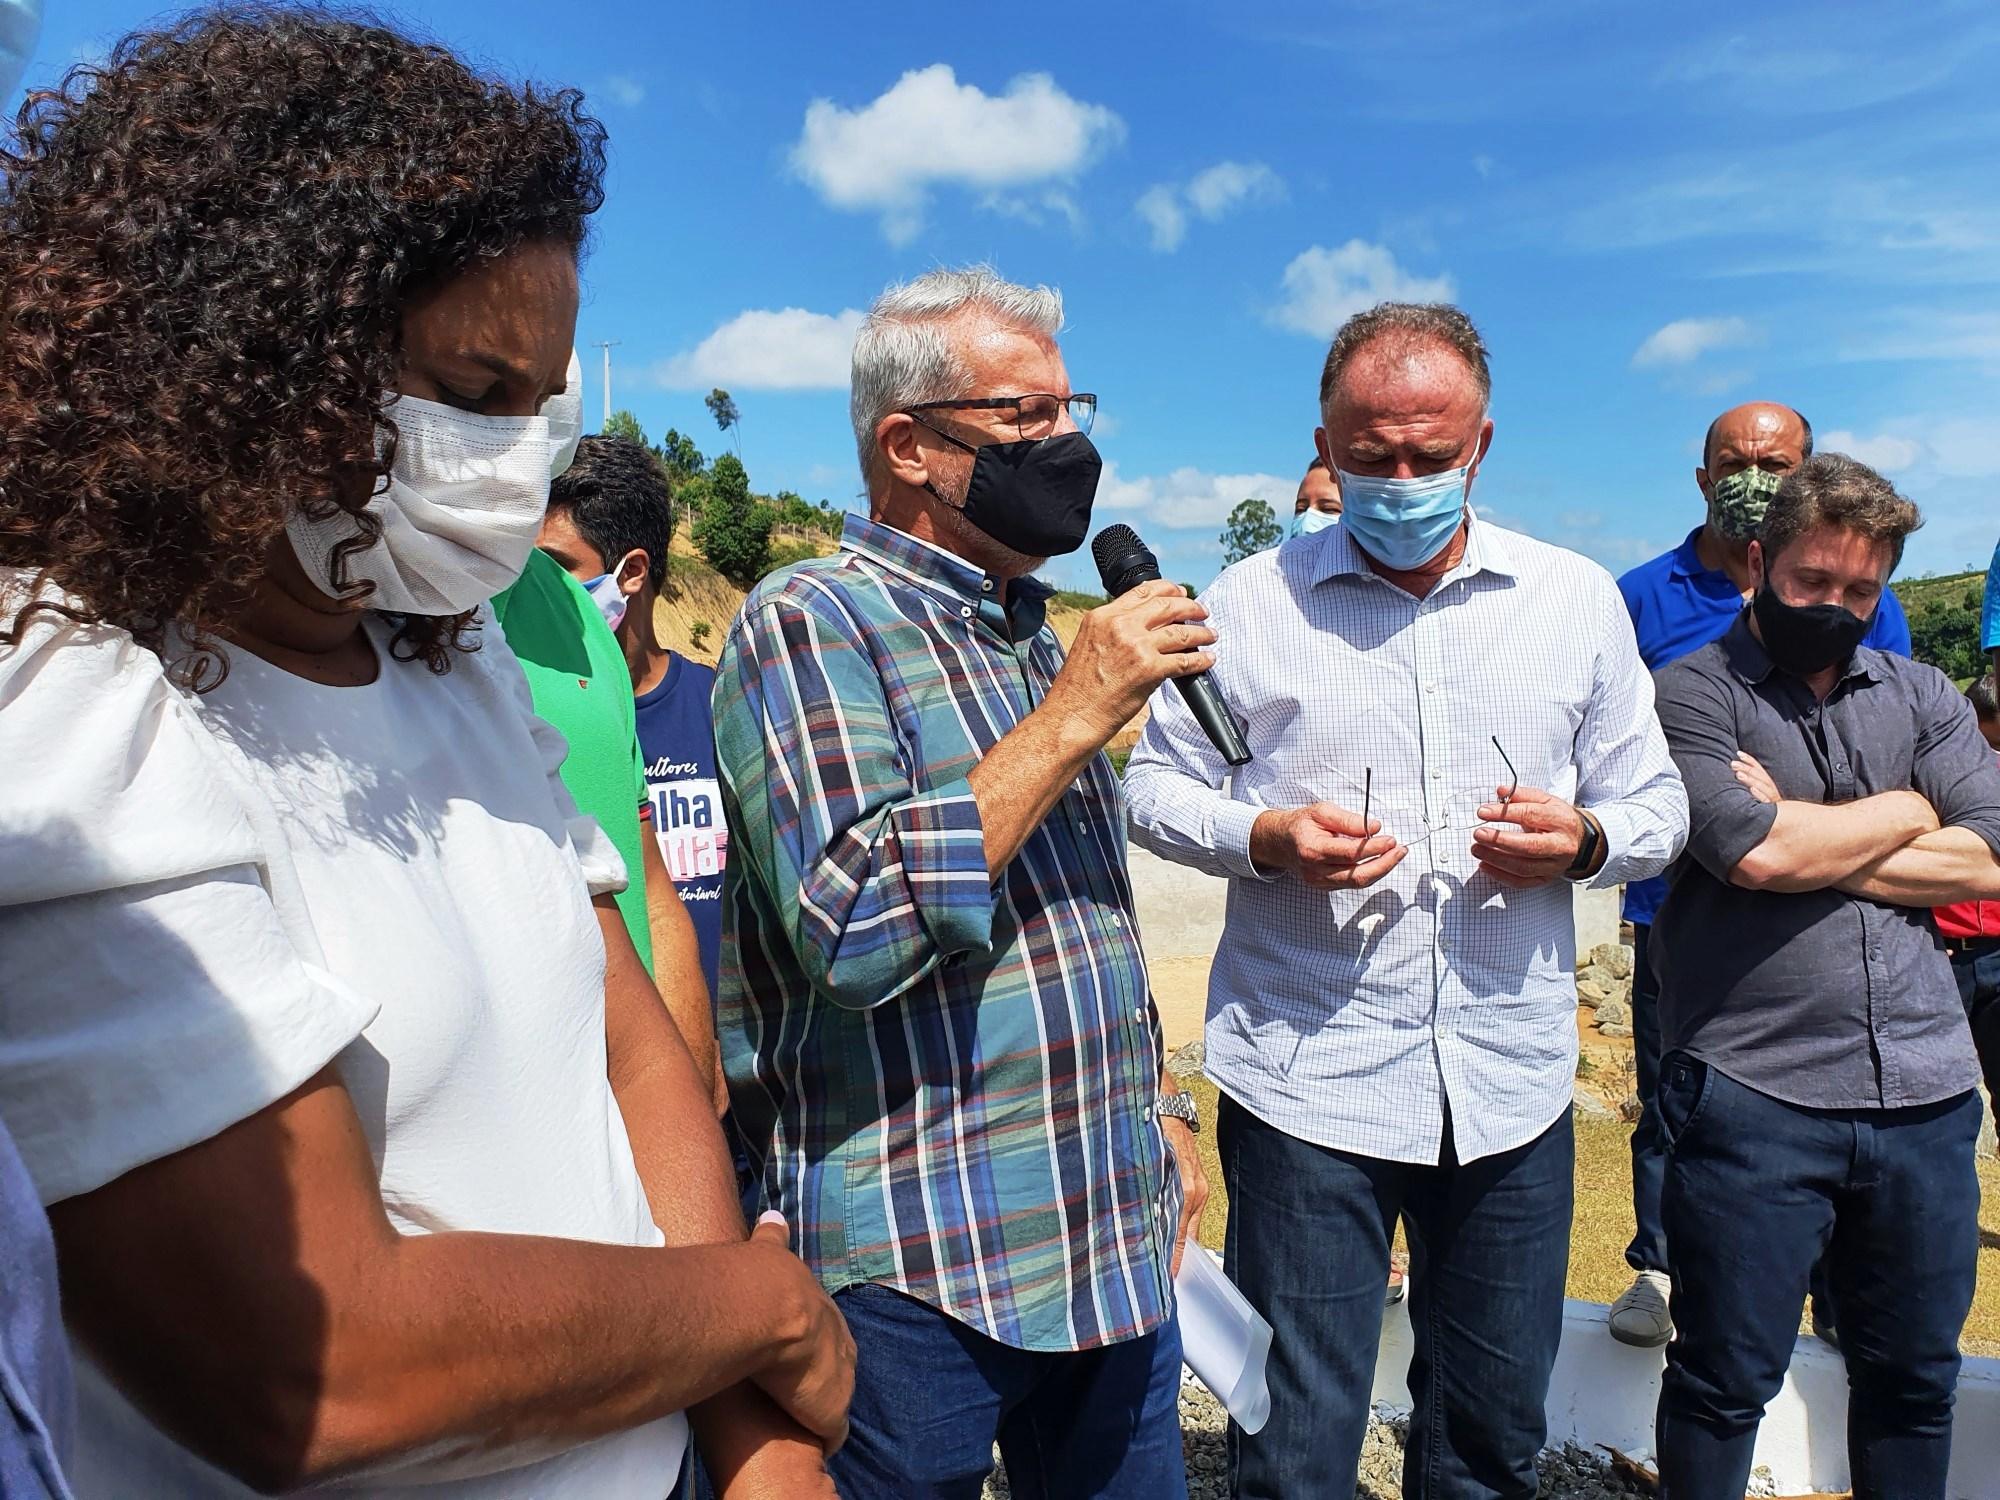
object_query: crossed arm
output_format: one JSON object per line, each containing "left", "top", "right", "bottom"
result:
{"left": 1729, "top": 751, "right": 2000, "bottom": 903}
{"left": 1656, "top": 660, "right": 2000, "bottom": 907}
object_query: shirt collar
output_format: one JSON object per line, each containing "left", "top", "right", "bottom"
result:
{"left": 1720, "top": 609, "right": 1883, "bottom": 689}
{"left": 841, "top": 513, "right": 1052, "bottom": 640}
{"left": 1670, "top": 526, "right": 1709, "bottom": 580}
{"left": 1307, "top": 511, "right": 1520, "bottom": 589}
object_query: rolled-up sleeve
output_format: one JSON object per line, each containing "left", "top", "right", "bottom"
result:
{"left": 1125, "top": 576, "right": 1274, "bottom": 882}
{"left": 1911, "top": 666, "right": 2000, "bottom": 856}
{"left": 1652, "top": 657, "right": 1777, "bottom": 882}
{"left": 1573, "top": 573, "right": 1689, "bottom": 887}
{"left": 0, "top": 602, "right": 375, "bottom": 1205}
{"left": 714, "top": 584, "right": 994, "bottom": 1010}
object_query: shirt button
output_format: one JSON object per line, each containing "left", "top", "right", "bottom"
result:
{"left": 960, "top": 605, "right": 973, "bottom": 618}
{"left": 1425, "top": 682, "right": 1439, "bottom": 694}
{"left": 981, "top": 579, "right": 994, "bottom": 593}
{"left": 1111, "top": 913, "right": 1125, "bottom": 928}
{"left": 1430, "top": 768, "right": 1444, "bottom": 780}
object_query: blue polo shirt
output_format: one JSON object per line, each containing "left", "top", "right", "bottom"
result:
{"left": 1617, "top": 525, "right": 1911, "bottom": 926}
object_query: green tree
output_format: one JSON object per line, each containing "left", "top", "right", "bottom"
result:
{"left": 654, "top": 427, "right": 706, "bottom": 484}
{"left": 1906, "top": 584, "right": 1984, "bottom": 683}
{"left": 704, "top": 388, "right": 742, "bottom": 457}
{"left": 691, "top": 453, "right": 771, "bottom": 587}
{"left": 1218, "top": 498, "right": 1282, "bottom": 565}
{"left": 603, "top": 408, "right": 647, "bottom": 445}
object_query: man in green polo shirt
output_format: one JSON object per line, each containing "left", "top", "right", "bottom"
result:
{"left": 493, "top": 544, "right": 722, "bottom": 1106}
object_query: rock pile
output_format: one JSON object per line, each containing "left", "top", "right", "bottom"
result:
{"left": 1576, "top": 941, "right": 1636, "bottom": 1039}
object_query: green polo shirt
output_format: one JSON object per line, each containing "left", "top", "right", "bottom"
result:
{"left": 491, "top": 548, "right": 654, "bottom": 974}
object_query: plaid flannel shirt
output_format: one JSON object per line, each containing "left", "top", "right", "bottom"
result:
{"left": 713, "top": 515, "right": 1177, "bottom": 1352}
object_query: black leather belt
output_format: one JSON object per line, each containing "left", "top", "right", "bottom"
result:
{"left": 1941, "top": 933, "right": 2000, "bottom": 957}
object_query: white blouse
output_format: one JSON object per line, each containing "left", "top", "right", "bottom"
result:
{"left": 0, "top": 580, "right": 687, "bottom": 1496}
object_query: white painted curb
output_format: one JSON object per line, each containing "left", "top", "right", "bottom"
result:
{"left": 1370, "top": 1298, "right": 2000, "bottom": 1498}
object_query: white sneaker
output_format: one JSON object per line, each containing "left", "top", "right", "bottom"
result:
{"left": 1608, "top": 1269, "right": 1673, "bottom": 1348}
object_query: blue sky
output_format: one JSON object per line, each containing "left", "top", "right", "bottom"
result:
{"left": 16, "top": 0, "right": 2000, "bottom": 591}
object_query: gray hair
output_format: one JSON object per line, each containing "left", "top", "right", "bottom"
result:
{"left": 850, "top": 264, "right": 1065, "bottom": 496}
{"left": 1318, "top": 302, "right": 1492, "bottom": 418}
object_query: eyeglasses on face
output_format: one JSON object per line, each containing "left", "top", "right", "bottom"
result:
{"left": 902, "top": 392, "right": 1097, "bottom": 440}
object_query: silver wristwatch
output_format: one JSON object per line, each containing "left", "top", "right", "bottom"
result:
{"left": 1156, "top": 1090, "right": 1201, "bottom": 1134}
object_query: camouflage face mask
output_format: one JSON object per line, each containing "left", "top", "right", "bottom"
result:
{"left": 1707, "top": 467, "right": 1783, "bottom": 542}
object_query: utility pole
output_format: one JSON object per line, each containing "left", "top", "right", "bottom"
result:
{"left": 591, "top": 340, "right": 621, "bottom": 429}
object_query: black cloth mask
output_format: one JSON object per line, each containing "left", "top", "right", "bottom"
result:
{"left": 1752, "top": 582, "right": 1874, "bottom": 677}
{"left": 917, "top": 422, "right": 1102, "bottom": 558}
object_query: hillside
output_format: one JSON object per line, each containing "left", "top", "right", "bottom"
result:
{"left": 1893, "top": 568, "right": 1982, "bottom": 611}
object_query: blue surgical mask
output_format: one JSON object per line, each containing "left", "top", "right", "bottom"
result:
{"left": 1290, "top": 507, "right": 1339, "bottom": 538}
{"left": 580, "top": 571, "right": 629, "bottom": 632}
{"left": 1335, "top": 462, "right": 1474, "bottom": 570}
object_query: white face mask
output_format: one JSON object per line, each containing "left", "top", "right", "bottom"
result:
{"left": 546, "top": 350, "right": 585, "bottom": 480}
{"left": 287, "top": 353, "right": 584, "bottom": 616}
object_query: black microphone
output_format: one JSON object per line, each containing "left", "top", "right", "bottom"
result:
{"left": 1091, "top": 524, "right": 1251, "bottom": 767}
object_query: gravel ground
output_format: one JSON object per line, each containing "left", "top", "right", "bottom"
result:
{"left": 983, "top": 1373, "right": 1661, "bottom": 1499}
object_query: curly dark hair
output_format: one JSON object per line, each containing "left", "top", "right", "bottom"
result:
{"left": 548, "top": 436, "right": 675, "bottom": 592}
{"left": 0, "top": 5, "right": 607, "bottom": 682}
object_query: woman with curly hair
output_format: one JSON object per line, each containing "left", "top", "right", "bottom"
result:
{"left": 0, "top": 9, "right": 848, "bottom": 1497}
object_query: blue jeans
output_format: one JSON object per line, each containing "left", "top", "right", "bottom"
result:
{"left": 1656, "top": 1057, "right": 1980, "bottom": 1500}
{"left": 1219, "top": 1094, "right": 1572, "bottom": 1500}
{"left": 824, "top": 1283, "right": 1187, "bottom": 1500}
{"left": 1626, "top": 923, "right": 1668, "bottom": 1273}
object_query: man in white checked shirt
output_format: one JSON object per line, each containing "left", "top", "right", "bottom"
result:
{"left": 1125, "top": 302, "right": 1688, "bottom": 1500}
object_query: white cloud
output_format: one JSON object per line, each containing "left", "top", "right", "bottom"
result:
{"left": 1137, "top": 160, "right": 1282, "bottom": 253}
{"left": 1819, "top": 429, "right": 1924, "bottom": 474}
{"left": 1135, "top": 184, "right": 1187, "bottom": 252}
{"left": 1268, "top": 241, "right": 1455, "bottom": 338}
{"left": 789, "top": 65, "right": 1123, "bottom": 244}
{"left": 1094, "top": 461, "right": 1296, "bottom": 532}
{"left": 1185, "top": 160, "right": 1284, "bottom": 220}
{"left": 653, "top": 307, "right": 863, "bottom": 391}
{"left": 1630, "top": 317, "right": 1756, "bottom": 368}
{"left": 604, "top": 74, "right": 645, "bottom": 108}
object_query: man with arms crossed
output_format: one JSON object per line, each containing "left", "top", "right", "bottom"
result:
{"left": 713, "top": 266, "right": 1209, "bottom": 1499}
{"left": 1608, "top": 401, "right": 1910, "bottom": 1348}
{"left": 1651, "top": 456, "right": 1996, "bottom": 1500}
{"left": 1126, "top": 302, "right": 1687, "bottom": 1500}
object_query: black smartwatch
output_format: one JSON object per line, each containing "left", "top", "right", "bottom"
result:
{"left": 1565, "top": 811, "right": 1604, "bottom": 881}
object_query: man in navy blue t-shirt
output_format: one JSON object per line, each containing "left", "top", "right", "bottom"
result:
{"left": 1608, "top": 402, "right": 1909, "bottom": 1350}
{"left": 537, "top": 436, "right": 727, "bottom": 1001}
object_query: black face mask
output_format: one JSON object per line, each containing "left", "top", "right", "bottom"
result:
{"left": 1752, "top": 581, "right": 1873, "bottom": 677}
{"left": 916, "top": 422, "right": 1102, "bottom": 558}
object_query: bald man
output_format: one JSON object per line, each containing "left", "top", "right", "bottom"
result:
{"left": 1607, "top": 402, "right": 1911, "bottom": 1350}
{"left": 1289, "top": 456, "right": 1342, "bottom": 537}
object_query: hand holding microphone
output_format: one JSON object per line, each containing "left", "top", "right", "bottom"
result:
{"left": 1087, "top": 525, "right": 1252, "bottom": 766}
{"left": 1042, "top": 574, "right": 1218, "bottom": 753}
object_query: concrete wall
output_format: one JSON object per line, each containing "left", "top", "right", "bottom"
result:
{"left": 1372, "top": 1300, "right": 2000, "bottom": 1498}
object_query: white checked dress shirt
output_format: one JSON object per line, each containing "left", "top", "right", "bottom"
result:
{"left": 1124, "top": 518, "right": 1687, "bottom": 1164}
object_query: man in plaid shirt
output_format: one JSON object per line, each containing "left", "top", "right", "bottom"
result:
{"left": 713, "top": 266, "right": 1211, "bottom": 1499}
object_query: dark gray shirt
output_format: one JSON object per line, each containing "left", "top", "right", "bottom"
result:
{"left": 1652, "top": 613, "right": 1996, "bottom": 1109}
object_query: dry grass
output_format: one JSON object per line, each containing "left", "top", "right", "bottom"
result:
{"left": 1179, "top": 1076, "right": 2000, "bottom": 1354}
